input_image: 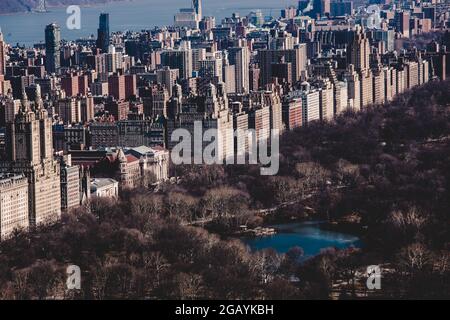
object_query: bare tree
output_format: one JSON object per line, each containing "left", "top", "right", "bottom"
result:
{"left": 12, "top": 269, "right": 30, "bottom": 300}
{"left": 177, "top": 272, "right": 204, "bottom": 299}
{"left": 143, "top": 251, "right": 170, "bottom": 289}
{"left": 398, "top": 242, "right": 431, "bottom": 273}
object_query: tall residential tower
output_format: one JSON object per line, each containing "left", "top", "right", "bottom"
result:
{"left": 45, "top": 23, "right": 61, "bottom": 74}
{"left": 0, "top": 89, "right": 61, "bottom": 227}
{"left": 97, "top": 13, "right": 110, "bottom": 53}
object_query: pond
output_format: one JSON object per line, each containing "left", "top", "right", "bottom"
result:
{"left": 244, "top": 221, "right": 362, "bottom": 258}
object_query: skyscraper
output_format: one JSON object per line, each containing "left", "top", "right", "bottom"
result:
{"left": 259, "top": 44, "right": 307, "bottom": 87}
{"left": 97, "top": 13, "right": 110, "bottom": 53}
{"left": 228, "top": 46, "right": 250, "bottom": 94}
{"left": 347, "top": 28, "right": 370, "bottom": 72}
{"left": 45, "top": 23, "right": 61, "bottom": 74}
{"left": 161, "top": 42, "right": 193, "bottom": 80}
{"left": 0, "top": 90, "right": 61, "bottom": 227}
{"left": 395, "top": 11, "right": 410, "bottom": 38}
{"left": 0, "top": 29, "right": 5, "bottom": 76}
{"left": 193, "top": 0, "right": 202, "bottom": 20}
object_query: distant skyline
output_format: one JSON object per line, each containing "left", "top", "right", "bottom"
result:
{"left": 0, "top": 0, "right": 297, "bottom": 46}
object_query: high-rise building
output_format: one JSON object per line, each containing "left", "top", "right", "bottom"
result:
{"left": 395, "top": 11, "right": 410, "bottom": 38}
{"left": 282, "top": 98, "right": 302, "bottom": 130}
{"left": 330, "top": 0, "right": 353, "bottom": 17}
{"left": 91, "top": 81, "right": 109, "bottom": 97}
{"left": 371, "top": 29, "right": 395, "bottom": 53}
{"left": 3, "top": 93, "right": 20, "bottom": 125}
{"left": 56, "top": 97, "right": 81, "bottom": 124}
{"left": 192, "top": 48, "right": 207, "bottom": 72}
{"left": 259, "top": 44, "right": 307, "bottom": 86}
{"left": 61, "top": 73, "right": 80, "bottom": 97}
{"left": 334, "top": 81, "right": 348, "bottom": 115}
{"left": 1, "top": 91, "right": 61, "bottom": 227}
{"left": 347, "top": 28, "right": 370, "bottom": 72}
{"left": 360, "top": 69, "right": 373, "bottom": 109}
{"left": 105, "top": 98, "right": 129, "bottom": 121}
{"left": 265, "top": 90, "right": 284, "bottom": 133}
{"left": 152, "top": 86, "right": 169, "bottom": 118}
{"left": 373, "top": 69, "right": 385, "bottom": 105}
{"left": 405, "top": 60, "right": 419, "bottom": 89}
{"left": 248, "top": 98, "right": 271, "bottom": 142}
{"left": 228, "top": 46, "right": 250, "bottom": 94}
{"left": 97, "top": 13, "right": 110, "bottom": 53}
{"left": 59, "top": 156, "right": 80, "bottom": 212}
{"left": 80, "top": 95, "right": 95, "bottom": 123}
{"left": 271, "top": 57, "right": 293, "bottom": 85}
{"left": 396, "top": 68, "right": 407, "bottom": 95}
{"left": 108, "top": 73, "right": 126, "bottom": 100}
{"left": 199, "top": 52, "right": 223, "bottom": 84}
{"left": 300, "top": 83, "right": 321, "bottom": 125}
{"left": 125, "top": 74, "right": 137, "bottom": 99}
{"left": 175, "top": 9, "right": 199, "bottom": 29}
{"left": 0, "top": 174, "right": 29, "bottom": 241}
{"left": 161, "top": 44, "right": 193, "bottom": 80}
{"left": 193, "top": 0, "right": 202, "bottom": 21}
{"left": 157, "top": 67, "right": 179, "bottom": 97}
{"left": 249, "top": 65, "right": 261, "bottom": 91}
{"left": 419, "top": 59, "right": 430, "bottom": 85}
{"left": 281, "top": 6, "right": 297, "bottom": 20}
{"left": 223, "top": 64, "right": 236, "bottom": 94}
{"left": 78, "top": 74, "right": 90, "bottom": 96}
{"left": 344, "top": 64, "right": 361, "bottom": 110}
{"left": 383, "top": 67, "right": 396, "bottom": 102}
{"left": 232, "top": 102, "right": 249, "bottom": 154}
{"left": 45, "top": 23, "right": 61, "bottom": 74}
{"left": 316, "top": 78, "right": 334, "bottom": 121}
{"left": 302, "top": 0, "right": 330, "bottom": 18}
{"left": 0, "top": 30, "right": 5, "bottom": 76}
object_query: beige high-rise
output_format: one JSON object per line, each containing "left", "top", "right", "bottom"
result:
{"left": 0, "top": 91, "right": 61, "bottom": 227}
{"left": 0, "top": 174, "right": 29, "bottom": 241}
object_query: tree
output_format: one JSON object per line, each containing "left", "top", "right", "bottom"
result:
{"left": 143, "top": 251, "right": 170, "bottom": 290}
{"left": 176, "top": 273, "right": 204, "bottom": 299}
{"left": 164, "top": 192, "right": 198, "bottom": 221}
{"left": 398, "top": 242, "right": 431, "bottom": 273}
{"left": 201, "top": 187, "right": 249, "bottom": 219}
{"left": 28, "top": 261, "right": 58, "bottom": 300}
{"left": 12, "top": 269, "right": 30, "bottom": 300}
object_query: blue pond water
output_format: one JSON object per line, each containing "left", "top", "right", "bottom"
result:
{"left": 244, "top": 221, "right": 362, "bottom": 258}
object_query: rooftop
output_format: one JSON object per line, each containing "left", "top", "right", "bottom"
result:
{"left": 90, "top": 178, "right": 118, "bottom": 189}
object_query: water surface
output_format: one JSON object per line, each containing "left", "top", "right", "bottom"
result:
{"left": 245, "top": 221, "right": 362, "bottom": 258}
{"left": 0, "top": 0, "right": 296, "bottom": 46}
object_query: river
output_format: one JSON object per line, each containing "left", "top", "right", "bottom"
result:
{"left": 0, "top": 0, "right": 294, "bottom": 46}
{"left": 244, "top": 221, "right": 362, "bottom": 258}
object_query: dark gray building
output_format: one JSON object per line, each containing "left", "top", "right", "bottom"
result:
{"left": 45, "top": 23, "right": 61, "bottom": 74}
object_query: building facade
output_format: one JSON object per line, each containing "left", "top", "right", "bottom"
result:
{"left": 0, "top": 174, "right": 29, "bottom": 241}
{"left": 1, "top": 92, "right": 61, "bottom": 227}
